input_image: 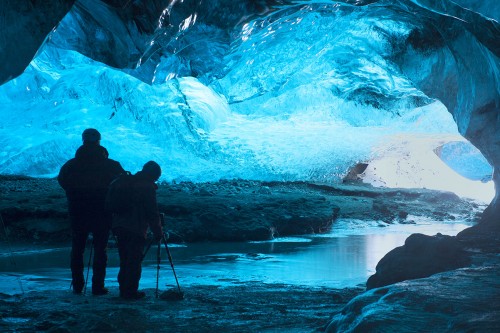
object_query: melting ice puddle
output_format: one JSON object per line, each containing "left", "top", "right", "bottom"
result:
{"left": 2, "top": 317, "right": 31, "bottom": 324}
{"left": 0, "top": 219, "right": 473, "bottom": 295}
{"left": 250, "top": 237, "right": 313, "bottom": 243}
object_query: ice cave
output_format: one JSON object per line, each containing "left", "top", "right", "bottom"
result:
{"left": 0, "top": 0, "right": 499, "bottom": 332}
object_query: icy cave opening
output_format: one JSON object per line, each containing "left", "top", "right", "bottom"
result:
{"left": 206, "top": 94, "right": 495, "bottom": 203}
{"left": 0, "top": 1, "right": 496, "bottom": 205}
{"left": 0, "top": 44, "right": 493, "bottom": 204}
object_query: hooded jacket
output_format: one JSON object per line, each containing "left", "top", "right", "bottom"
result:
{"left": 58, "top": 143, "right": 125, "bottom": 217}
{"left": 111, "top": 171, "right": 162, "bottom": 239}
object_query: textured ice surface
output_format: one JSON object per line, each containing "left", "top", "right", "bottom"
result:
{"left": 0, "top": 1, "right": 496, "bottom": 202}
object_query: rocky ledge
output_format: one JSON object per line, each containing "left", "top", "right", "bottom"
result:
{"left": 327, "top": 259, "right": 500, "bottom": 332}
{"left": 0, "top": 175, "right": 483, "bottom": 245}
{"left": 327, "top": 213, "right": 500, "bottom": 332}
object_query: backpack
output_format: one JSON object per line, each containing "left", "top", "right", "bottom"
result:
{"left": 105, "top": 172, "right": 136, "bottom": 214}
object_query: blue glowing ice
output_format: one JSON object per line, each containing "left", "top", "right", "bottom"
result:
{"left": 0, "top": 1, "right": 497, "bottom": 202}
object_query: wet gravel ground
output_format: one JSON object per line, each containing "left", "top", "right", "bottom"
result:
{"left": 0, "top": 283, "right": 364, "bottom": 332}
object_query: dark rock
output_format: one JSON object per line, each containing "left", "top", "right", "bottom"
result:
{"left": 342, "top": 163, "right": 369, "bottom": 183}
{"left": 366, "top": 233, "right": 471, "bottom": 290}
{"left": 372, "top": 199, "right": 399, "bottom": 222}
{"left": 158, "top": 182, "right": 343, "bottom": 242}
{"left": 397, "top": 211, "right": 408, "bottom": 219}
{"left": 257, "top": 186, "right": 272, "bottom": 194}
{"left": 0, "top": 0, "right": 75, "bottom": 85}
{"left": 457, "top": 216, "right": 500, "bottom": 253}
{"left": 327, "top": 264, "right": 500, "bottom": 333}
{"left": 273, "top": 206, "right": 340, "bottom": 236}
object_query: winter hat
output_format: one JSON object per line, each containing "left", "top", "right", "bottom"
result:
{"left": 142, "top": 161, "right": 162, "bottom": 181}
{"left": 82, "top": 128, "right": 101, "bottom": 143}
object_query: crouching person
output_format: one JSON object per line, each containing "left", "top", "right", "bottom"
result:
{"left": 108, "top": 161, "right": 163, "bottom": 300}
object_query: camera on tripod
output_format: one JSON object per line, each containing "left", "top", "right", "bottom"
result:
{"left": 159, "top": 212, "right": 169, "bottom": 240}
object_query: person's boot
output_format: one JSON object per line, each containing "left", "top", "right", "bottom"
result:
{"left": 92, "top": 286, "right": 109, "bottom": 295}
{"left": 72, "top": 279, "right": 84, "bottom": 295}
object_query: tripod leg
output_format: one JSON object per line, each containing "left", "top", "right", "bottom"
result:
{"left": 83, "top": 239, "right": 94, "bottom": 295}
{"left": 156, "top": 241, "right": 161, "bottom": 299}
{"left": 162, "top": 235, "right": 182, "bottom": 294}
{"left": 141, "top": 237, "right": 155, "bottom": 261}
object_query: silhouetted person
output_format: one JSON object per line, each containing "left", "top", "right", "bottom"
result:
{"left": 111, "top": 161, "right": 163, "bottom": 300}
{"left": 58, "top": 128, "right": 125, "bottom": 295}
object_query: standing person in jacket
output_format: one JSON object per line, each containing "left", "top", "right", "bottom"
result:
{"left": 58, "top": 128, "right": 125, "bottom": 295}
{"left": 111, "top": 161, "right": 163, "bottom": 300}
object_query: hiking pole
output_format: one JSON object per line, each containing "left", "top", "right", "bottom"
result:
{"left": 156, "top": 240, "right": 161, "bottom": 299}
{"left": 0, "top": 213, "right": 24, "bottom": 295}
{"left": 141, "top": 237, "right": 155, "bottom": 261}
{"left": 83, "top": 238, "right": 94, "bottom": 295}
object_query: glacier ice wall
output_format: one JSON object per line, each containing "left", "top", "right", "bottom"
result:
{"left": 0, "top": 0, "right": 498, "bottom": 201}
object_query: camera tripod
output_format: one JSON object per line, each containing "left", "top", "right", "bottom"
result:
{"left": 142, "top": 214, "right": 183, "bottom": 300}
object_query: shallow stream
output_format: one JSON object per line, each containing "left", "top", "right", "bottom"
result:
{"left": 0, "top": 217, "right": 472, "bottom": 295}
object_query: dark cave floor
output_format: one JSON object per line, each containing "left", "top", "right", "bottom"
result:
{"left": 0, "top": 283, "right": 364, "bottom": 333}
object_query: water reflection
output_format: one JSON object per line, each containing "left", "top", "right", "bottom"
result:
{"left": 0, "top": 219, "right": 473, "bottom": 294}
{"left": 172, "top": 234, "right": 411, "bottom": 288}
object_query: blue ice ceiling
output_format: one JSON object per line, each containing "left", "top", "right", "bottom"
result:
{"left": 0, "top": 0, "right": 498, "bottom": 199}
